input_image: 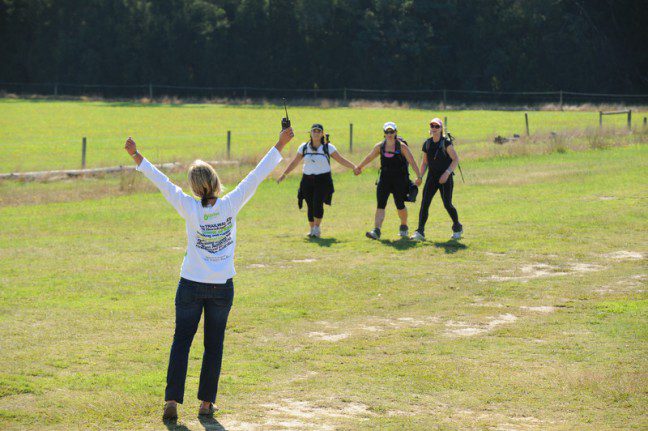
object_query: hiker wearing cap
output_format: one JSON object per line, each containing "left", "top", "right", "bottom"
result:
{"left": 124, "top": 127, "right": 294, "bottom": 420}
{"left": 277, "top": 123, "right": 357, "bottom": 237}
{"left": 411, "top": 118, "right": 463, "bottom": 241}
{"left": 356, "top": 122, "right": 421, "bottom": 240}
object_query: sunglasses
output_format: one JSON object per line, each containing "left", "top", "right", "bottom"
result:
{"left": 384, "top": 130, "right": 395, "bottom": 134}
{"left": 430, "top": 124, "right": 441, "bottom": 129}
{"left": 311, "top": 129, "right": 323, "bottom": 132}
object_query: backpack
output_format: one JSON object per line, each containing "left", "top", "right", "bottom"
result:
{"left": 302, "top": 141, "right": 331, "bottom": 165}
{"left": 376, "top": 137, "right": 418, "bottom": 202}
{"left": 424, "top": 133, "right": 464, "bottom": 183}
{"left": 380, "top": 137, "right": 408, "bottom": 172}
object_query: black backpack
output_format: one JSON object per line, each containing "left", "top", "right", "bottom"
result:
{"left": 380, "top": 137, "right": 409, "bottom": 172}
{"left": 424, "top": 133, "right": 464, "bottom": 183}
{"left": 302, "top": 141, "right": 331, "bottom": 165}
{"left": 377, "top": 137, "right": 418, "bottom": 202}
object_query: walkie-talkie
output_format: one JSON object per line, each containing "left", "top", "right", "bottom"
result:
{"left": 281, "top": 98, "right": 291, "bottom": 130}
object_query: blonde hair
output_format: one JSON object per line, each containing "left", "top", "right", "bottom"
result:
{"left": 188, "top": 160, "right": 221, "bottom": 206}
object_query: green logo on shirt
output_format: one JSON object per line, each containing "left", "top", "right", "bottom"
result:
{"left": 204, "top": 212, "right": 220, "bottom": 220}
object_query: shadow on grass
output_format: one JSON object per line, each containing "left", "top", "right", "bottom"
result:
{"left": 199, "top": 415, "right": 228, "bottom": 430}
{"left": 433, "top": 239, "right": 468, "bottom": 254}
{"left": 379, "top": 238, "right": 419, "bottom": 250}
{"left": 163, "top": 418, "right": 191, "bottom": 430}
{"left": 304, "top": 237, "right": 341, "bottom": 247}
{"left": 162, "top": 416, "right": 228, "bottom": 430}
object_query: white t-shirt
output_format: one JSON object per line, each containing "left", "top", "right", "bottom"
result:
{"left": 298, "top": 142, "right": 337, "bottom": 175}
{"left": 136, "top": 147, "right": 283, "bottom": 283}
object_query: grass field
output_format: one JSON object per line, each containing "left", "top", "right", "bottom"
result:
{"left": 1, "top": 98, "right": 646, "bottom": 172}
{"left": 0, "top": 101, "right": 646, "bottom": 431}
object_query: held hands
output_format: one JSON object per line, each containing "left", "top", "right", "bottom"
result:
{"left": 124, "top": 137, "right": 137, "bottom": 156}
{"left": 415, "top": 177, "right": 422, "bottom": 186}
{"left": 353, "top": 166, "right": 362, "bottom": 176}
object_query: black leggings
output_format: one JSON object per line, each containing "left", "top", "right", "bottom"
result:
{"left": 301, "top": 174, "right": 327, "bottom": 221}
{"left": 417, "top": 173, "right": 459, "bottom": 234}
{"left": 376, "top": 176, "right": 407, "bottom": 210}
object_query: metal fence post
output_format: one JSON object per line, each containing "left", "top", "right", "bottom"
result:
{"left": 82, "top": 137, "right": 87, "bottom": 169}
{"left": 628, "top": 110, "right": 632, "bottom": 130}
{"left": 599, "top": 111, "right": 603, "bottom": 128}
{"left": 525, "top": 112, "right": 530, "bottom": 136}
{"left": 349, "top": 123, "right": 353, "bottom": 153}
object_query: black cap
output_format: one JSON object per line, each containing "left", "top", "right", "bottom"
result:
{"left": 311, "top": 123, "right": 324, "bottom": 131}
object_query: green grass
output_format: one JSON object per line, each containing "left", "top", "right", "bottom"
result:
{"left": 1, "top": 97, "right": 646, "bottom": 172}
{"left": 0, "top": 137, "right": 646, "bottom": 430}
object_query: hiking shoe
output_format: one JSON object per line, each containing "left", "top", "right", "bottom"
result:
{"left": 410, "top": 231, "right": 425, "bottom": 241}
{"left": 312, "top": 226, "right": 321, "bottom": 238}
{"left": 306, "top": 227, "right": 314, "bottom": 237}
{"left": 199, "top": 403, "right": 217, "bottom": 416}
{"left": 365, "top": 228, "right": 381, "bottom": 240}
{"left": 163, "top": 401, "right": 178, "bottom": 420}
{"left": 452, "top": 223, "right": 463, "bottom": 240}
{"left": 399, "top": 225, "right": 409, "bottom": 238}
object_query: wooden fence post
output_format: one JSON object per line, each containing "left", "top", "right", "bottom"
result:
{"left": 82, "top": 137, "right": 87, "bottom": 169}
{"left": 227, "top": 131, "right": 231, "bottom": 159}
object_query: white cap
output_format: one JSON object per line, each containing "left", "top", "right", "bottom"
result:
{"left": 383, "top": 121, "right": 397, "bottom": 131}
{"left": 430, "top": 118, "right": 443, "bottom": 127}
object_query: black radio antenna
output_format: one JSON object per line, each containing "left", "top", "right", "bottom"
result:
{"left": 283, "top": 98, "right": 289, "bottom": 120}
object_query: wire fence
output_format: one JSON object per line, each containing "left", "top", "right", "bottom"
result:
{"left": 2, "top": 82, "right": 648, "bottom": 106}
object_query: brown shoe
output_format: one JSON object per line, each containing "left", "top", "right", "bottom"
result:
{"left": 163, "top": 401, "right": 178, "bottom": 420}
{"left": 198, "top": 403, "right": 217, "bottom": 416}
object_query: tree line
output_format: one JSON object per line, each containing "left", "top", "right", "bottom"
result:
{"left": 0, "top": 0, "right": 645, "bottom": 93}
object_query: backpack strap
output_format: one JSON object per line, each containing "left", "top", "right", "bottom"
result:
{"left": 302, "top": 141, "right": 330, "bottom": 165}
{"left": 323, "top": 143, "right": 331, "bottom": 164}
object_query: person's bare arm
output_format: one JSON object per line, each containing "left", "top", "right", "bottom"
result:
{"left": 330, "top": 151, "right": 356, "bottom": 170}
{"left": 420, "top": 153, "right": 428, "bottom": 177}
{"left": 439, "top": 145, "right": 459, "bottom": 184}
{"left": 355, "top": 144, "right": 382, "bottom": 174}
{"left": 277, "top": 152, "right": 304, "bottom": 183}
{"left": 401, "top": 144, "right": 421, "bottom": 179}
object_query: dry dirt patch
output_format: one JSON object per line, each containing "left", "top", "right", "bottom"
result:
{"left": 486, "top": 262, "right": 604, "bottom": 282}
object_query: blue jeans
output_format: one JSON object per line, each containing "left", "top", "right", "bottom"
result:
{"left": 165, "top": 277, "right": 234, "bottom": 404}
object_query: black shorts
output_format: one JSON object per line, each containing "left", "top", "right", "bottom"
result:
{"left": 376, "top": 175, "right": 407, "bottom": 210}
